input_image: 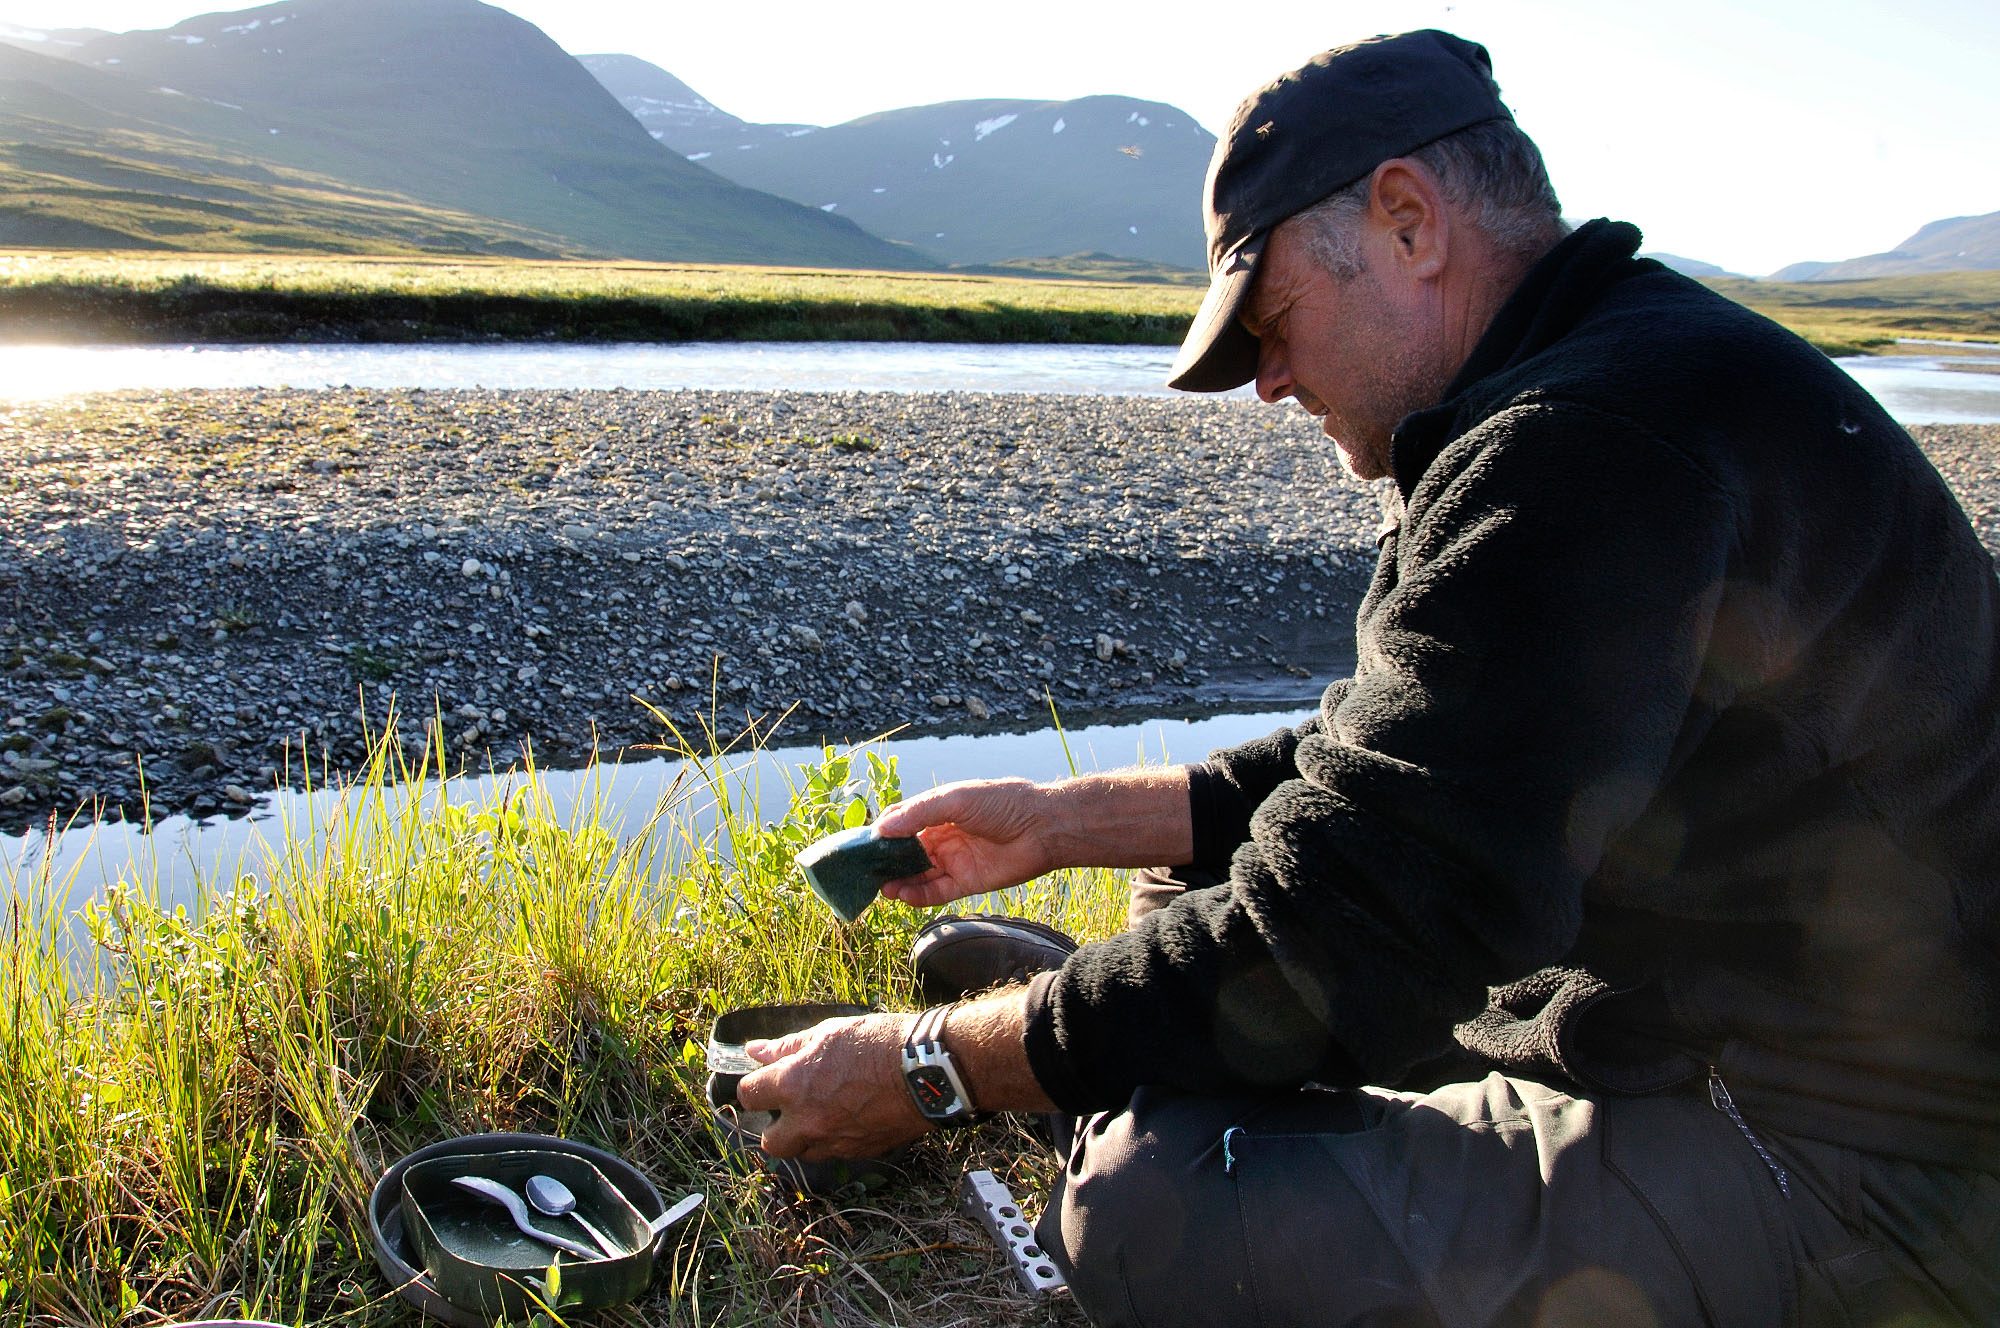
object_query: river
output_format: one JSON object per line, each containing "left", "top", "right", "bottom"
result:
{"left": 1, "top": 338, "right": 1996, "bottom": 423}
{"left": 4, "top": 707, "right": 1314, "bottom": 927}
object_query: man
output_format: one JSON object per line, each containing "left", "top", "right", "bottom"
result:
{"left": 737, "top": 30, "right": 2000, "bottom": 1325}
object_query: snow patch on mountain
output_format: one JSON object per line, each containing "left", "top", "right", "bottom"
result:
{"left": 1052, "top": 118, "right": 1065, "bottom": 134}
{"left": 974, "top": 113, "right": 1017, "bottom": 140}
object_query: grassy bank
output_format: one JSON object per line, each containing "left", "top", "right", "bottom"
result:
{"left": 0, "top": 713, "right": 1124, "bottom": 1325}
{"left": 6, "top": 249, "right": 1993, "bottom": 354}
{"left": 0, "top": 252, "right": 1202, "bottom": 346}
{"left": 1702, "top": 269, "right": 2000, "bottom": 356}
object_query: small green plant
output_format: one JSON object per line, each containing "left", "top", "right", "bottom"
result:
{"left": 216, "top": 602, "right": 262, "bottom": 632}
{"left": 347, "top": 642, "right": 403, "bottom": 681}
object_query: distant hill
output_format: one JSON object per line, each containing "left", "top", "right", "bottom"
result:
{"left": 1641, "top": 251, "right": 1741, "bottom": 279}
{"left": 577, "top": 53, "right": 813, "bottom": 154}
{"left": 586, "top": 56, "right": 1213, "bottom": 269}
{"left": 0, "top": 0, "right": 923, "bottom": 268}
{"left": 0, "top": 41, "right": 580, "bottom": 255}
{"left": 1771, "top": 210, "right": 2000, "bottom": 281}
{"left": 0, "top": 22, "right": 109, "bottom": 56}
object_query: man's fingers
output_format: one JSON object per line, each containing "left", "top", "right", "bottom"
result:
{"left": 745, "top": 1031, "right": 810, "bottom": 1065}
{"left": 733, "top": 1063, "right": 780, "bottom": 1114}
{"left": 872, "top": 785, "right": 968, "bottom": 837}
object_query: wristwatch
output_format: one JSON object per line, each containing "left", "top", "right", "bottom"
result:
{"left": 901, "top": 1003, "right": 983, "bottom": 1128}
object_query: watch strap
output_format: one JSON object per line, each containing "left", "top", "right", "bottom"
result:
{"left": 902, "top": 1002, "right": 985, "bottom": 1128}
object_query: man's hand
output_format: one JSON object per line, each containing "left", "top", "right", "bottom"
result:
{"left": 733, "top": 1014, "right": 932, "bottom": 1161}
{"left": 873, "top": 768, "right": 1197, "bottom": 909}
{"left": 873, "top": 778, "right": 1061, "bottom": 908}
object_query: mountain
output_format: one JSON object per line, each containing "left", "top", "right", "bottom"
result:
{"left": 0, "top": 0, "right": 923, "bottom": 268}
{"left": 577, "top": 54, "right": 813, "bottom": 154}
{"left": 1771, "top": 211, "right": 2000, "bottom": 281}
{"left": 0, "top": 40, "right": 581, "bottom": 255}
{"left": 586, "top": 56, "right": 1213, "bottom": 269}
{"left": 1641, "top": 252, "right": 1741, "bottom": 279}
{"left": 0, "top": 22, "right": 109, "bottom": 56}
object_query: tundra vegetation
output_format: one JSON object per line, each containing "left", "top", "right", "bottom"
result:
{"left": 1, "top": 716, "right": 1118, "bottom": 1325}
{"left": 0, "top": 252, "right": 1202, "bottom": 346}
{"left": 2, "top": 250, "right": 1994, "bottom": 353}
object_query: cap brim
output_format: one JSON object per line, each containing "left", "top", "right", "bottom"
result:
{"left": 1167, "top": 236, "right": 1265, "bottom": 393}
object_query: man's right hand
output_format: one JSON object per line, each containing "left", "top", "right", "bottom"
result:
{"left": 873, "top": 767, "right": 1197, "bottom": 909}
{"left": 873, "top": 778, "right": 1060, "bottom": 908}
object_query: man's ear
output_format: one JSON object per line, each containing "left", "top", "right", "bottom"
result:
{"left": 1367, "top": 159, "right": 1448, "bottom": 280}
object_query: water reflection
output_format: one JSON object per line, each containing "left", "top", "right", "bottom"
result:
{"left": 0, "top": 338, "right": 1993, "bottom": 423}
{"left": 1842, "top": 341, "right": 2000, "bottom": 425}
{"left": 0, "top": 340, "right": 1256, "bottom": 401}
{"left": 4, "top": 707, "right": 1312, "bottom": 920}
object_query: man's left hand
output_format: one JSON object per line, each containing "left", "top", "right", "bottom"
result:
{"left": 734, "top": 1014, "right": 933, "bottom": 1161}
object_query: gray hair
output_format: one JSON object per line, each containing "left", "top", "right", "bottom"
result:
{"left": 1287, "top": 119, "right": 1567, "bottom": 279}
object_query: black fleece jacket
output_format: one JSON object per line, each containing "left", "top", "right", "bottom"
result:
{"left": 1021, "top": 220, "right": 2000, "bottom": 1168}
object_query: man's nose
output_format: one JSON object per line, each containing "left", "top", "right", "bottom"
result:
{"left": 1254, "top": 345, "right": 1293, "bottom": 404}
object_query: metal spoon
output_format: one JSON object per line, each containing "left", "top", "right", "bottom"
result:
{"left": 450, "top": 1176, "right": 604, "bottom": 1262}
{"left": 650, "top": 1190, "right": 705, "bottom": 1239}
{"left": 524, "top": 1173, "right": 625, "bottom": 1258}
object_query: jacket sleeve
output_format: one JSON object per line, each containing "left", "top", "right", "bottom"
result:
{"left": 1185, "top": 686, "right": 1346, "bottom": 867}
{"left": 1023, "top": 403, "right": 1739, "bottom": 1111}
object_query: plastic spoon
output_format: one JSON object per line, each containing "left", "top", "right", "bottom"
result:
{"left": 450, "top": 1176, "right": 604, "bottom": 1261}
{"left": 524, "top": 1173, "right": 625, "bottom": 1258}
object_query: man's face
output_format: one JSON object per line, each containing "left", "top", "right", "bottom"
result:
{"left": 1238, "top": 222, "right": 1441, "bottom": 481}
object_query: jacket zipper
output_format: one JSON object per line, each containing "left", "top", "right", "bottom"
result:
{"left": 1708, "top": 1067, "right": 1790, "bottom": 1198}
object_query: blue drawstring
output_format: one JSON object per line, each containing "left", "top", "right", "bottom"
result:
{"left": 1222, "top": 1126, "right": 1244, "bottom": 1175}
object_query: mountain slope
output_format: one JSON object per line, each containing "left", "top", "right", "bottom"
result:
{"left": 578, "top": 53, "right": 812, "bottom": 153}
{"left": 0, "top": 41, "right": 579, "bottom": 254}
{"left": 22, "top": 0, "right": 923, "bottom": 268}
{"left": 586, "top": 57, "right": 1212, "bottom": 269}
{"left": 0, "top": 22, "right": 108, "bottom": 58}
{"left": 1773, "top": 210, "right": 2000, "bottom": 281}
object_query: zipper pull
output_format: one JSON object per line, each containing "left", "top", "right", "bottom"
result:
{"left": 1708, "top": 1068, "right": 1790, "bottom": 1198}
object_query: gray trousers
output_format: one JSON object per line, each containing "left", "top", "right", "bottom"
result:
{"left": 1033, "top": 872, "right": 2000, "bottom": 1327}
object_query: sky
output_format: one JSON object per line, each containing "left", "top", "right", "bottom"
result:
{"left": 5, "top": 0, "right": 1998, "bottom": 276}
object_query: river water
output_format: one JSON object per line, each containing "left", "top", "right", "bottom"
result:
{"left": 4, "top": 707, "right": 1312, "bottom": 924}
{"left": 1, "top": 338, "right": 1996, "bottom": 422}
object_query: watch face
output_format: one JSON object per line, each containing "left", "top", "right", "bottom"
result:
{"left": 909, "top": 1065, "right": 960, "bottom": 1115}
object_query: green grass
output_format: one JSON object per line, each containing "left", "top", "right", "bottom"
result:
{"left": 0, "top": 712, "right": 1126, "bottom": 1325}
{"left": 0, "top": 250, "right": 1203, "bottom": 345}
{"left": 1702, "top": 269, "right": 2000, "bottom": 355}
{"left": 0, "top": 138, "right": 579, "bottom": 262}
{"left": 10, "top": 248, "right": 1988, "bottom": 354}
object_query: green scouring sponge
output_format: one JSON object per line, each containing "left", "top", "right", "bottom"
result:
{"left": 794, "top": 825, "right": 933, "bottom": 923}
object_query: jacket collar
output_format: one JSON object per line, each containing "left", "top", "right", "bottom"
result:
{"left": 1387, "top": 218, "right": 1646, "bottom": 499}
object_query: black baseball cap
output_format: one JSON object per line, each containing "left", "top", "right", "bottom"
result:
{"left": 1168, "top": 30, "right": 1513, "bottom": 393}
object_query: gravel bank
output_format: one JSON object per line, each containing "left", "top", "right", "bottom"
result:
{"left": 1, "top": 388, "right": 1387, "bottom": 829}
{"left": 5, "top": 398, "right": 1994, "bottom": 834}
